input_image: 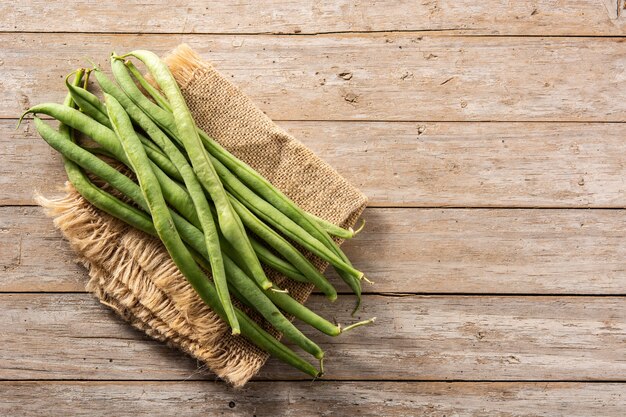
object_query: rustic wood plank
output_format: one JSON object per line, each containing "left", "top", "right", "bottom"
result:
{"left": 2, "top": 381, "right": 625, "bottom": 417}
{"left": 3, "top": 0, "right": 625, "bottom": 36}
{"left": 4, "top": 206, "right": 626, "bottom": 294}
{"left": 3, "top": 34, "right": 626, "bottom": 121}
{"left": 6, "top": 120, "right": 626, "bottom": 207}
{"left": 1, "top": 294, "right": 624, "bottom": 380}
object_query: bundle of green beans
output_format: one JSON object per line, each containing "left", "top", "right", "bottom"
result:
{"left": 20, "top": 51, "right": 374, "bottom": 378}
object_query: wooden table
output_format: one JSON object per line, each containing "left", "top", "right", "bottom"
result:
{"left": 2, "top": 1, "right": 626, "bottom": 415}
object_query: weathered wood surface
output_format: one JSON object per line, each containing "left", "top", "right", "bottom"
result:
{"left": 3, "top": 1, "right": 625, "bottom": 36}
{"left": 7, "top": 120, "right": 626, "bottom": 208}
{"left": 2, "top": 381, "right": 625, "bottom": 417}
{"left": 4, "top": 2, "right": 626, "bottom": 414}
{"left": 4, "top": 206, "right": 626, "bottom": 294}
{"left": 3, "top": 34, "right": 626, "bottom": 122}
{"left": 1, "top": 294, "right": 624, "bottom": 381}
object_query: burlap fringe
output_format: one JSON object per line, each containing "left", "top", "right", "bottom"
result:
{"left": 36, "top": 183, "right": 264, "bottom": 387}
{"left": 163, "top": 44, "right": 211, "bottom": 90}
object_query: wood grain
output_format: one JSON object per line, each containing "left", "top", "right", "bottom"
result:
{"left": 4, "top": 206, "right": 626, "bottom": 295}
{"left": 1, "top": 294, "right": 624, "bottom": 381}
{"left": 3, "top": 0, "right": 625, "bottom": 36}
{"left": 3, "top": 34, "right": 626, "bottom": 121}
{"left": 2, "top": 381, "right": 625, "bottom": 417}
{"left": 4, "top": 0, "right": 626, "bottom": 413}
{"left": 6, "top": 120, "right": 626, "bottom": 207}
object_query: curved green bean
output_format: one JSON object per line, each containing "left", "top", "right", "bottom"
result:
{"left": 125, "top": 60, "right": 172, "bottom": 112}
{"left": 113, "top": 51, "right": 271, "bottom": 291}
{"left": 99, "top": 69, "right": 238, "bottom": 336}
{"left": 104, "top": 92, "right": 240, "bottom": 335}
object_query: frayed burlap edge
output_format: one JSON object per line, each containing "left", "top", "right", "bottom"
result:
{"left": 36, "top": 45, "right": 368, "bottom": 387}
{"left": 36, "top": 184, "right": 267, "bottom": 386}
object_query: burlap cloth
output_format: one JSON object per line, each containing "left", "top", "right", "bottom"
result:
{"left": 37, "top": 44, "right": 367, "bottom": 387}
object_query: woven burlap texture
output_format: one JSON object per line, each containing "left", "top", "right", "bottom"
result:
{"left": 37, "top": 44, "right": 367, "bottom": 387}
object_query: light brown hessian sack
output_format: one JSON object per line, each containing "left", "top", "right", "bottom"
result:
{"left": 37, "top": 44, "right": 367, "bottom": 387}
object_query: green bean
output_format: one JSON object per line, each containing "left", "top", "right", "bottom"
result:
{"left": 97, "top": 69, "right": 238, "bottom": 336}
{"left": 113, "top": 52, "right": 271, "bottom": 291}
{"left": 105, "top": 92, "right": 241, "bottom": 334}
{"left": 125, "top": 60, "right": 172, "bottom": 112}
{"left": 66, "top": 72, "right": 111, "bottom": 128}
{"left": 109, "top": 56, "right": 177, "bottom": 137}
{"left": 20, "top": 103, "right": 125, "bottom": 158}
{"left": 306, "top": 213, "right": 364, "bottom": 240}
{"left": 59, "top": 69, "right": 82, "bottom": 136}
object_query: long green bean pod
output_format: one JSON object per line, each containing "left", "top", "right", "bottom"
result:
{"left": 98, "top": 69, "right": 238, "bottom": 335}
{"left": 125, "top": 60, "right": 172, "bottom": 112}
{"left": 113, "top": 52, "right": 271, "bottom": 291}
{"left": 104, "top": 92, "right": 241, "bottom": 335}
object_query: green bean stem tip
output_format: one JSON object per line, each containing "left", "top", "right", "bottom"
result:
{"left": 353, "top": 219, "right": 366, "bottom": 235}
{"left": 340, "top": 317, "right": 376, "bottom": 333}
